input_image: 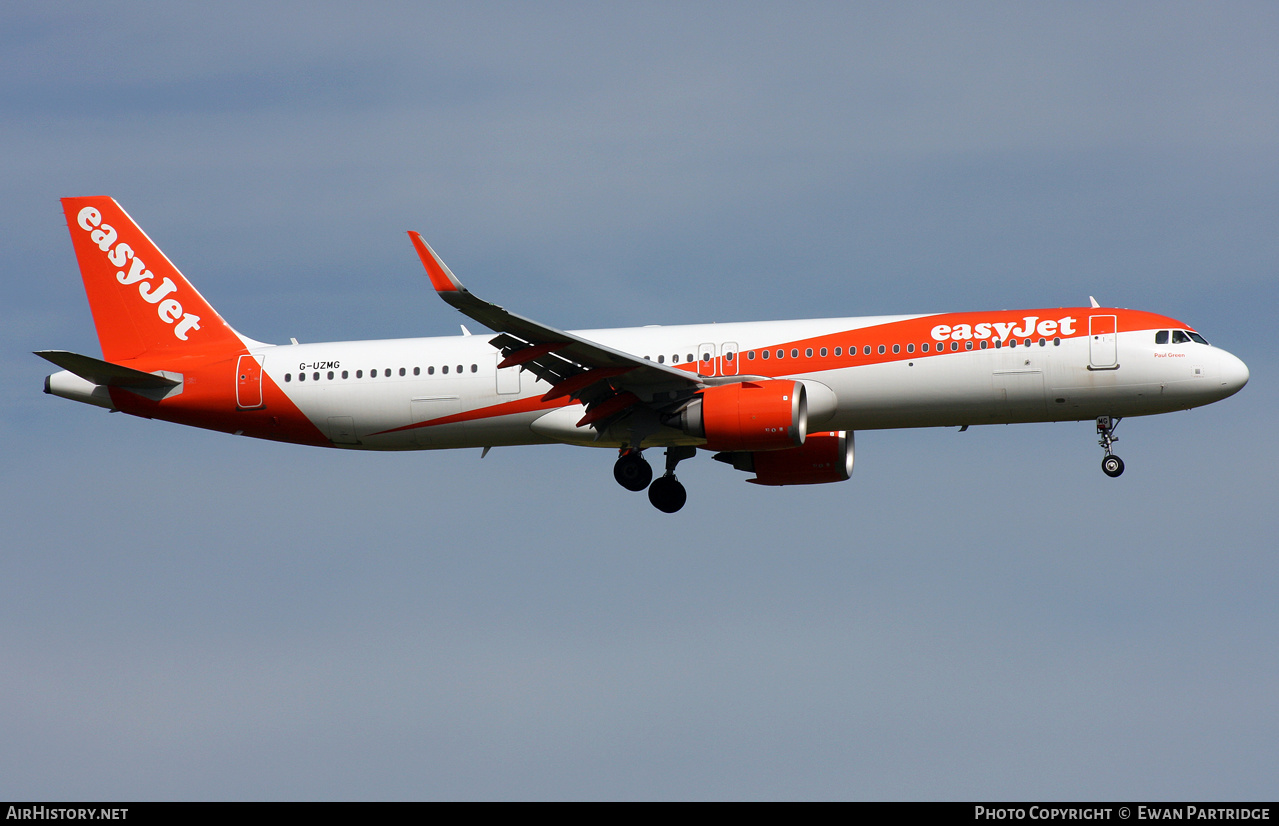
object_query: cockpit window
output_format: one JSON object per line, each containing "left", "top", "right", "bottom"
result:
{"left": 1188, "top": 331, "right": 1209, "bottom": 345}
{"left": 1172, "top": 330, "right": 1192, "bottom": 344}
{"left": 1155, "top": 330, "right": 1169, "bottom": 344}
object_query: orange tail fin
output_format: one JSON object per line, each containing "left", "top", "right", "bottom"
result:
{"left": 61, "top": 197, "right": 247, "bottom": 362}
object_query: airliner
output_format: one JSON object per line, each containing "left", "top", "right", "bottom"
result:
{"left": 40, "top": 197, "right": 1250, "bottom": 513}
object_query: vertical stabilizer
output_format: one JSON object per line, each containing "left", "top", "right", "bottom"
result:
{"left": 61, "top": 197, "right": 247, "bottom": 362}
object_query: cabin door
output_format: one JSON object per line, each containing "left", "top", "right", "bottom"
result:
{"left": 1089, "top": 315, "right": 1118, "bottom": 369}
{"left": 236, "top": 355, "right": 265, "bottom": 409}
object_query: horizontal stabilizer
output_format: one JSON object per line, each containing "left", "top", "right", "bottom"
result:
{"left": 34, "top": 350, "right": 179, "bottom": 389}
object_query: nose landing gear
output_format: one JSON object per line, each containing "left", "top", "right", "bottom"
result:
{"left": 1097, "top": 416, "right": 1124, "bottom": 477}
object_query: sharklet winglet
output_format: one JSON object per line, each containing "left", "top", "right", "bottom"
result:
{"left": 408, "top": 231, "right": 465, "bottom": 293}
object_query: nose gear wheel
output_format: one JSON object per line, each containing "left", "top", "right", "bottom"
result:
{"left": 1096, "top": 416, "right": 1124, "bottom": 477}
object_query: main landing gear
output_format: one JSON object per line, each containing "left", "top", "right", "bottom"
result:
{"left": 613, "top": 448, "right": 653, "bottom": 491}
{"left": 613, "top": 446, "right": 694, "bottom": 513}
{"left": 1097, "top": 416, "right": 1124, "bottom": 478}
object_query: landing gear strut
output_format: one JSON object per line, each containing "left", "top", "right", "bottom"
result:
{"left": 1097, "top": 416, "right": 1124, "bottom": 478}
{"left": 613, "top": 448, "right": 652, "bottom": 492}
{"left": 648, "top": 446, "right": 695, "bottom": 513}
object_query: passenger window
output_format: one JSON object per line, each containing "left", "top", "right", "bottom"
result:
{"left": 964, "top": 341, "right": 972, "bottom": 351}
{"left": 357, "top": 370, "right": 363, "bottom": 378}
{"left": 725, "top": 352, "right": 734, "bottom": 362}
{"left": 1155, "top": 330, "right": 1169, "bottom": 345}
{"left": 907, "top": 343, "right": 914, "bottom": 353}
{"left": 328, "top": 371, "right": 334, "bottom": 380}
{"left": 342, "top": 370, "right": 349, "bottom": 379}
{"left": 442, "top": 365, "right": 448, "bottom": 374}
{"left": 820, "top": 347, "right": 828, "bottom": 357}
{"left": 892, "top": 344, "right": 900, "bottom": 354}
{"left": 922, "top": 343, "right": 929, "bottom": 353}
{"left": 834, "top": 347, "right": 842, "bottom": 356}
{"left": 863, "top": 345, "right": 871, "bottom": 355}
{"left": 657, "top": 355, "right": 665, "bottom": 364}
{"left": 457, "top": 365, "right": 464, "bottom": 374}
{"left": 791, "top": 349, "right": 799, "bottom": 358}
{"left": 471, "top": 364, "right": 478, "bottom": 372}
{"left": 1053, "top": 337, "right": 1060, "bottom": 346}
{"left": 747, "top": 351, "right": 755, "bottom": 360}
{"left": 761, "top": 350, "right": 770, "bottom": 359}
{"left": 979, "top": 340, "right": 987, "bottom": 349}
{"left": 687, "top": 354, "right": 693, "bottom": 363}
{"left": 298, "top": 372, "right": 305, "bottom": 381}
{"left": 1038, "top": 338, "right": 1046, "bottom": 347}
{"left": 413, "top": 367, "right": 420, "bottom": 376}
{"left": 399, "top": 368, "right": 406, "bottom": 376}
{"left": 951, "top": 342, "right": 959, "bottom": 351}
{"left": 285, "top": 373, "right": 292, "bottom": 382}
{"left": 428, "top": 366, "right": 435, "bottom": 375}
{"left": 878, "top": 345, "right": 885, "bottom": 355}
{"left": 777, "top": 350, "right": 784, "bottom": 359}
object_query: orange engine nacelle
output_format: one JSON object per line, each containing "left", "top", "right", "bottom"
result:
{"left": 679, "top": 380, "right": 807, "bottom": 451}
{"left": 713, "top": 431, "right": 855, "bottom": 486}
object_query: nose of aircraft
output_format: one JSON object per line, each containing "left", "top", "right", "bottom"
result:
{"left": 1218, "top": 349, "right": 1250, "bottom": 397}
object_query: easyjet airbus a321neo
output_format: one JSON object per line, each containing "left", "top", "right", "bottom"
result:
{"left": 40, "top": 197, "right": 1250, "bottom": 512}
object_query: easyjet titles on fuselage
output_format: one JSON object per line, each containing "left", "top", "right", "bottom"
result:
{"left": 931, "top": 315, "right": 1079, "bottom": 343}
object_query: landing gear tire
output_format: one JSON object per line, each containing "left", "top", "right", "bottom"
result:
{"left": 648, "top": 475, "right": 687, "bottom": 513}
{"left": 614, "top": 450, "right": 652, "bottom": 491}
{"left": 1102, "top": 455, "right": 1125, "bottom": 478}
{"left": 1096, "top": 416, "right": 1125, "bottom": 478}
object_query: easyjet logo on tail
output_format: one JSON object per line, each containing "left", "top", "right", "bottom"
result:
{"left": 76, "top": 206, "right": 202, "bottom": 341}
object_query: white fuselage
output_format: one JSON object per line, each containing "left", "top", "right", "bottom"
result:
{"left": 256, "top": 313, "right": 1248, "bottom": 451}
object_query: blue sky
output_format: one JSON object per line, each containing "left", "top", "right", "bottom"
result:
{"left": 2, "top": 3, "right": 1276, "bottom": 800}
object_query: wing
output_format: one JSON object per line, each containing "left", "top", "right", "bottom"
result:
{"left": 408, "top": 232, "right": 703, "bottom": 431}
